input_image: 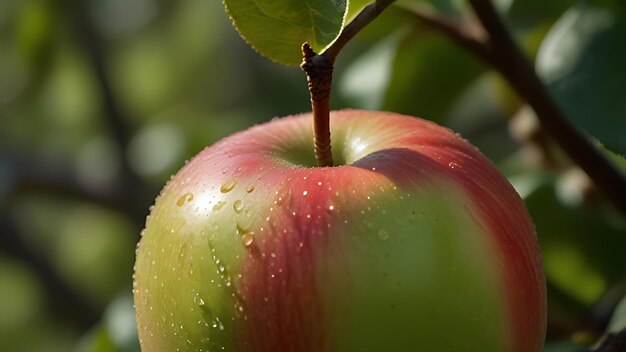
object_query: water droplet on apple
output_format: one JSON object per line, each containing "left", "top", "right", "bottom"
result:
{"left": 213, "top": 201, "right": 226, "bottom": 211}
{"left": 246, "top": 184, "right": 255, "bottom": 193}
{"left": 448, "top": 161, "right": 462, "bottom": 169}
{"left": 242, "top": 234, "right": 254, "bottom": 247}
{"left": 233, "top": 200, "right": 244, "bottom": 213}
{"left": 215, "top": 317, "right": 224, "bottom": 330}
{"left": 220, "top": 179, "right": 237, "bottom": 193}
{"left": 302, "top": 191, "right": 308, "bottom": 196}
{"left": 176, "top": 193, "right": 194, "bottom": 206}
{"left": 378, "top": 229, "right": 389, "bottom": 241}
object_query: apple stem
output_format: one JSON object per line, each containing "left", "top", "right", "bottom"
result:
{"left": 301, "top": 43, "right": 334, "bottom": 167}
{"left": 300, "top": 0, "right": 396, "bottom": 167}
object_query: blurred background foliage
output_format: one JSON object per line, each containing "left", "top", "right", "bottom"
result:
{"left": 1, "top": 0, "right": 625, "bottom": 351}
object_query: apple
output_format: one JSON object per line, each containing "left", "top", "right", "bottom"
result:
{"left": 133, "top": 109, "right": 546, "bottom": 351}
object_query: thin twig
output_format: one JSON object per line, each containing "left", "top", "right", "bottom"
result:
{"left": 408, "top": 0, "right": 626, "bottom": 216}
{"left": 324, "top": 0, "right": 396, "bottom": 61}
{"left": 301, "top": 0, "right": 396, "bottom": 166}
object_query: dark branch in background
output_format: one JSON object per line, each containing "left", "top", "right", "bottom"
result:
{"left": 7, "top": 152, "right": 152, "bottom": 230}
{"left": 405, "top": 1, "right": 626, "bottom": 217}
{"left": 68, "top": 0, "right": 157, "bottom": 224}
{"left": 301, "top": 0, "right": 396, "bottom": 167}
{"left": 406, "top": 8, "right": 488, "bottom": 61}
{"left": 0, "top": 0, "right": 158, "bottom": 332}
{"left": 1, "top": 151, "right": 156, "bottom": 330}
{"left": 69, "top": 0, "right": 153, "bottom": 208}
{"left": 71, "top": 3, "right": 132, "bottom": 153}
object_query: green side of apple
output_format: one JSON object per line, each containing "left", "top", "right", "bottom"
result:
{"left": 134, "top": 173, "right": 269, "bottom": 351}
{"left": 322, "top": 181, "right": 509, "bottom": 351}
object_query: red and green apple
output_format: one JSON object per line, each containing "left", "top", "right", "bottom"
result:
{"left": 133, "top": 110, "right": 546, "bottom": 351}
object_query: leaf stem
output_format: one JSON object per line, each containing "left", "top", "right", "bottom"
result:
{"left": 407, "top": 1, "right": 626, "bottom": 216}
{"left": 301, "top": 0, "right": 396, "bottom": 167}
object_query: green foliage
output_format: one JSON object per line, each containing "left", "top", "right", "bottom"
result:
{"left": 537, "top": 3, "right": 626, "bottom": 155}
{"left": 223, "top": 0, "right": 348, "bottom": 65}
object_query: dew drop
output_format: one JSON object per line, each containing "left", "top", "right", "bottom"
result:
{"left": 246, "top": 184, "right": 255, "bottom": 193}
{"left": 213, "top": 201, "right": 226, "bottom": 211}
{"left": 448, "top": 161, "right": 462, "bottom": 169}
{"left": 302, "top": 191, "right": 308, "bottom": 196}
{"left": 236, "top": 223, "right": 250, "bottom": 235}
{"left": 233, "top": 200, "right": 244, "bottom": 213}
{"left": 378, "top": 229, "right": 390, "bottom": 241}
{"left": 242, "top": 234, "right": 254, "bottom": 247}
{"left": 328, "top": 205, "right": 334, "bottom": 210}
{"left": 176, "top": 193, "right": 194, "bottom": 206}
{"left": 220, "top": 179, "right": 237, "bottom": 193}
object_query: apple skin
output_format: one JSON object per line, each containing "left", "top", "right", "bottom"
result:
{"left": 133, "top": 110, "right": 546, "bottom": 352}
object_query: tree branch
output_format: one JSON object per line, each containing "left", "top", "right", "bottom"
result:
{"left": 408, "top": 0, "right": 626, "bottom": 216}
{"left": 403, "top": 7, "right": 489, "bottom": 62}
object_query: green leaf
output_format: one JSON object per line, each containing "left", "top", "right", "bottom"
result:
{"left": 224, "top": 0, "right": 348, "bottom": 66}
{"left": 536, "top": 4, "right": 626, "bottom": 155}
{"left": 346, "top": 0, "right": 370, "bottom": 23}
